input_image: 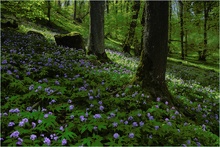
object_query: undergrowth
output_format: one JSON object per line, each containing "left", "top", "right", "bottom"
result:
{"left": 0, "top": 28, "right": 219, "bottom": 146}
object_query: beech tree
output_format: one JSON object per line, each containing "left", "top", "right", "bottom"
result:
{"left": 132, "top": 1, "right": 174, "bottom": 104}
{"left": 179, "top": 0, "right": 184, "bottom": 60}
{"left": 123, "top": 0, "right": 140, "bottom": 54}
{"left": 88, "top": 1, "right": 109, "bottom": 62}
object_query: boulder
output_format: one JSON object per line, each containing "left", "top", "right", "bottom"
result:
{"left": 54, "top": 32, "right": 85, "bottom": 51}
{"left": 27, "top": 31, "right": 46, "bottom": 41}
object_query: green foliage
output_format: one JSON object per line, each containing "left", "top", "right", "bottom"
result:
{"left": 1, "top": 2, "right": 219, "bottom": 146}
{"left": 1, "top": 0, "right": 47, "bottom": 21}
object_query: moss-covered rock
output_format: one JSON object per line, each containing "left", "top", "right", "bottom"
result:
{"left": 54, "top": 32, "right": 85, "bottom": 52}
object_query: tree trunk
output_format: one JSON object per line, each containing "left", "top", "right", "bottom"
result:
{"left": 64, "top": 0, "right": 70, "bottom": 7}
{"left": 58, "top": 0, "right": 62, "bottom": 8}
{"left": 73, "top": 0, "right": 77, "bottom": 20}
{"left": 138, "top": 2, "right": 146, "bottom": 57}
{"left": 78, "top": 1, "right": 85, "bottom": 17}
{"left": 132, "top": 1, "right": 174, "bottom": 104}
{"left": 185, "top": 29, "right": 188, "bottom": 56}
{"left": 179, "top": 0, "right": 184, "bottom": 60}
{"left": 199, "top": 1, "right": 208, "bottom": 61}
{"left": 122, "top": 0, "right": 141, "bottom": 54}
{"left": 105, "top": 0, "right": 109, "bottom": 13}
{"left": 168, "top": 0, "right": 172, "bottom": 54}
{"left": 88, "top": 1, "right": 110, "bottom": 62}
{"left": 47, "top": 0, "right": 51, "bottom": 27}
{"left": 115, "top": 0, "right": 118, "bottom": 14}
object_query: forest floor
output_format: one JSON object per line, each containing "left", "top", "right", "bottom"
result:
{"left": 1, "top": 14, "right": 219, "bottom": 146}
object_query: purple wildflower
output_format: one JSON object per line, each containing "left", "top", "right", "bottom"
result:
{"left": 89, "top": 96, "right": 93, "bottom": 100}
{"left": 149, "top": 116, "right": 154, "bottom": 120}
{"left": 128, "top": 116, "right": 133, "bottom": 121}
{"left": 112, "top": 122, "right": 118, "bottom": 127}
{"left": 16, "top": 138, "right": 23, "bottom": 145}
{"left": 93, "top": 114, "right": 101, "bottom": 119}
{"left": 60, "top": 126, "right": 64, "bottom": 131}
{"left": 113, "top": 133, "right": 119, "bottom": 139}
{"left": 167, "top": 122, "right": 172, "bottom": 126}
{"left": 10, "top": 131, "right": 20, "bottom": 138}
{"left": 8, "top": 122, "right": 15, "bottom": 127}
{"left": 132, "top": 122, "right": 138, "bottom": 127}
{"left": 7, "top": 70, "right": 12, "bottom": 75}
{"left": 99, "top": 106, "right": 104, "bottom": 111}
{"left": 187, "top": 140, "right": 191, "bottom": 145}
{"left": 69, "top": 105, "right": 74, "bottom": 110}
{"left": 26, "top": 106, "right": 32, "bottom": 111}
{"left": 98, "top": 101, "right": 102, "bottom": 105}
{"left": 155, "top": 126, "right": 159, "bottom": 130}
{"left": 80, "top": 115, "right": 86, "bottom": 122}
{"left": 55, "top": 80, "right": 60, "bottom": 85}
{"left": 19, "top": 121, "right": 25, "bottom": 127}
{"left": 93, "top": 126, "right": 98, "bottom": 131}
{"left": 29, "top": 85, "right": 34, "bottom": 91}
{"left": 30, "top": 134, "right": 37, "bottom": 141}
{"left": 129, "top": 133, "right": 134, "bottom": 138}
{"left": 2, "top": 60, "right": 7, "bottom": 64}
{"left": 68, "top": 99, "right": 72, "bottom": 103}
{"left": 44, "top": 114, "right": 49, "bottom": 118}
{"left": 157, "top": 97, "right": 160, "bottom": 102}
{"left": 32, "top": 122, "right": 36, "bottom": 128}
{"left": 43, "top": 137, "right": 51, "bottom": 145}
{"left": 62, "top": 139, "right": 67, "bottom": 145}
{"left": 110, "top": 113, "right": 115, "bottom": 117}
{"left": 139, "top": 121, "right": 144, "bottom": 127}
{"left": 70, "top": 115, "right": 74, "bottom": 119}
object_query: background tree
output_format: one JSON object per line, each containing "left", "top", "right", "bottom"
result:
{"left": 47, "top": 0, "right": 51, "bottom": 26}
{"left": 64, "top": 0, "right": 70, "bottom": 7}
{"left": 179, "top": 0, "right": 184, "bottom": 60}
{"left": 58, "top": 0, "right": 62, "bottom": 7}
{"left": 73, "top": 0, "right": 77, "bottom": 20}
{"left": 168, "top": 0, "right": 172, "bottom": 53}
{"left": 88, "top": 1, "right": 109, "bottom": 62}
{"left": 105, "top": 0, "right": 109, "bottom": 14}
{"left": 132, "top": 1, "right": 174, "bottom": 104}
{"left": 199, "top": 1, "right": 217, "bottom": 61}
{"left": 122, "top": 0, "right": 140, "bottom": 54}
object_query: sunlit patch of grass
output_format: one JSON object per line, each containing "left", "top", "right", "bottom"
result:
{"left": 167, "top": 57, "right": 219, "bottom": 73}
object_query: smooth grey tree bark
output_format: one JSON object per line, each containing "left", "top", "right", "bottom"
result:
{"left": 88, "top": 1, "right": 109, "bottom": 62}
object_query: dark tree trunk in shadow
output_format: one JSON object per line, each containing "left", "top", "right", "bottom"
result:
{"left": 185, "top": 29, "right": 188, "bottom": 56}
{"left": 132, "top": 1, "right": 174, "bottom": 105}
{"left": 73, "top": 0, "right": 77, "bottom": 20}
{"left": 199, "top": 1, "right": 208, "bottom": 61}
{"left": 168, "top": 0, "right": 172, "bottom": 54}
{"left": 131, "top": 1, "right": 195, "bottom": 119}
{"left": 122, "top": 0, "right": 140, "bottom": 55}
{"left": 88, "top": 1, "right": 110, "bottom": 62}
{"left": 179, "top": 0, "right": 184, "bottom": 60}
{"left": 47, "top": 0, "right": 51, "bottom": 27}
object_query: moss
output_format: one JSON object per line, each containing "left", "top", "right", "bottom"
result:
{"left": 55, "top": 31, "right": 81, "bottom": 38}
